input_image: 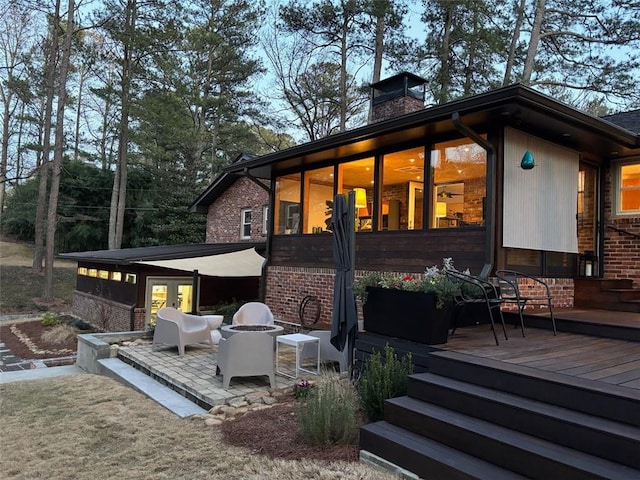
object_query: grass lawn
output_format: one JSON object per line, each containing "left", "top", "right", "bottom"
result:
{"left": 0, "top": 374, "right": 397, "bottom": 480}
{"left": 0, "top": 238, "right": 77, "bottom": 315}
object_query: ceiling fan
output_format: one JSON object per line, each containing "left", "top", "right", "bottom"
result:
{"left": 437, "top": 189, "right": 463, "bottom": 198}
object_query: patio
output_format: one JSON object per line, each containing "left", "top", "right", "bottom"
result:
{"left": 116, "top": 339, "right": 325, "bottom": 408}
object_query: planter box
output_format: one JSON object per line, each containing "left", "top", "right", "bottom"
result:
{"left": 362, "top": 287, "right": 453, "bottom": 345}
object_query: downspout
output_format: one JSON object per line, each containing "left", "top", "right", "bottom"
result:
{"left": 452, "top": 112, "right": 496, "bottom": 278}
{"left": 242, "top": 168, "right": 273, "bottom": 301}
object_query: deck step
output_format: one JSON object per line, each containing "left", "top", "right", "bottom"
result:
{"left": 97, "top": 358, "right": 206, "bottom": 418}
{"left": 360, "top": 421, "right": 528, "bottom": 480}
{"left": 405, "top": 373, "right": 640, "bottom": 469}
{"left": 382, "top": 398, "right": 640, "bottom": 480}
{"left": 427, "top": 350, "right": 640, "bottom": 426}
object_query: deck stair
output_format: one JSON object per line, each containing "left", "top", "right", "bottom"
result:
{"left": 574, "top": 278, "right": 640, "bottom": 313}
{"left": 360, "top": 350, "right": 640, "bottom": 479}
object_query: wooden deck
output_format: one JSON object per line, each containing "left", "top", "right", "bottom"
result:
{"left": 437, "top": 324, "right": 640, "bottom": 390}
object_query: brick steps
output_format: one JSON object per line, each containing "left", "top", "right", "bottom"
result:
{"left": 574, "top": 278, "right": 640, "bottom": 312}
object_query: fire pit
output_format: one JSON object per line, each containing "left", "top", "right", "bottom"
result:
{"left": 220, "top": 324, "right": 284, "bottom": 340}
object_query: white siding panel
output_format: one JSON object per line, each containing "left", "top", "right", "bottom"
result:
{"left": 503, "top": 128, "right": 579, "bottom": 253}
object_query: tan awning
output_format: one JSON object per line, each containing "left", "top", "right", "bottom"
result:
{"left": 136, "top": 248, "right": 265, "bottom": 277}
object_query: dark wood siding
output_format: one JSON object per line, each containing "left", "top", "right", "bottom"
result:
{"left": 269, "top": 229, "right": 486, "bottom": 273}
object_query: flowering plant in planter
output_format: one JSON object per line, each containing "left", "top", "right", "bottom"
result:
{"left": 353, "top": 258, "right": 470, "bottom": 309}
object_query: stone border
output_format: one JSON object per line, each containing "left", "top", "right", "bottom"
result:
{"left": 76, "top": 330, "right": 151, "bottom": 374}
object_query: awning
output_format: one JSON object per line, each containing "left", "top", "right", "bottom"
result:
{"left": 135, "top": 247, "right": 265, "bottom": 277}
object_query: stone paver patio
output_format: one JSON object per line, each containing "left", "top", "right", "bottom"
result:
{"left": 117, "top": 339, "right": 321, "bottom": 408}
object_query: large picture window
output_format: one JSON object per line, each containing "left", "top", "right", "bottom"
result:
{"left": 274, "top": 174, "right": 301, "bottom": 235}
{"left": 430, "top": 138, "right": 486, "bottom": 229}
{"left": 381, "top": 147, "right": 425, "bottom": 230}
{"left": 615, "top": 161, "right": 640, "bottom": 215}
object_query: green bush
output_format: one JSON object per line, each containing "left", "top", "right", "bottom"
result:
{"left": 41, "top": 312, "right": 63, "bottom": 327}
{"left": 357, "top": 344, "right": 413, "bottom": 422}
{"left": 297, "top": 373, "right": 359, "bottom": 446}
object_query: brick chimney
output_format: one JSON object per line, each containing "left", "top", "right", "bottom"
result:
{"left": 370, "top": 72, "right": 427, "bottom": 123}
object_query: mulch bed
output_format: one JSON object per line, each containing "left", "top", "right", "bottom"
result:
{"left": 0, "top": 320, "right": 78, "bottom": 360}
{"left": 220, "top": 399, "right": 360, "bottom": 462}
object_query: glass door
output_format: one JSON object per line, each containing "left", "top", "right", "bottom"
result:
{"left": 146, "top": 277, "right": 197, "bottom": 326}
{"left": 577, "top": 164, "right": 599, "bottom": 276}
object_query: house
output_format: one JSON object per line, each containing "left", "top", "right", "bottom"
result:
{"left": 194, "top": 72, "right": 639, "bottom": 328}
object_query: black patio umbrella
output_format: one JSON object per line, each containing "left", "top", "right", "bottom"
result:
{"left": 329, "top": 192, "right": 358, "bottom": 368}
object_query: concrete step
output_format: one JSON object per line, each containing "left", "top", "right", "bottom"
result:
{"left": 97, "top": 358, "right": 206, "bottom": 418}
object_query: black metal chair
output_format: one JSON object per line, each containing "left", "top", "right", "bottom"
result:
{"left": 495, "top": 270, "right": 557, "bottom": 336}
{"left": 445, "top": 270, "right": 508, "bottom": 346}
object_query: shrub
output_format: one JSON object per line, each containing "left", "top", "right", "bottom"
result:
{"left": 41, "top": 324, "right": 77, "bottom": 345}
{"left": 297, "top": 373, "right": 360, "bottom": 446}
{"left": 357, "top": 344, "right": 413, "bottom": 422}
{"left": 41, "top": 312, "right": 63, "bottom": 327}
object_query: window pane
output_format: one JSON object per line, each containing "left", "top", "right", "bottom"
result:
{"left": 620, "top": 163, "right": 640, "bottom": 213}
{"left": 381, "top": 147, "right": 425, "bottom": 230}
{"left": 431, "top": 138, "right": 486, "bottom": 228}
{"left": 338, "top": 157, "right": 375, "bottom": 231}
{"left": 274, "top": 174, "right": 301, "bottom": 235}
{"left": 304, "top": 166, "right": 334, "bottom": 233}
{"left": 241, "top": 209, "right": 251, "bottom": 238}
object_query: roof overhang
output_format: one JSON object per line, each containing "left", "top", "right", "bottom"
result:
{"left": 224, "top": 84, "right": 639, "bottom": 179}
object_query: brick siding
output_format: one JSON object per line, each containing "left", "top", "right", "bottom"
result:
{"left": 603, "top": 166, "right": 640, "bottom": 288}
{"left": 206, "top": 177, "right": 269, "bottom": 243}
{"left": 73, "top": 291, "right": 142, "bottom": 332}
{"left": 264, "top": 266, "right": 573, "bottom": 329}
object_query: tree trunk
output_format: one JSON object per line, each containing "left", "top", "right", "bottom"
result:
{"left": 33, "top": 0, "right": 61, "bottom": 273}
{"left": 503, "top": 0, "right": 527, "bottom": 86}
{"left": 522, "top": 0, "right": 546, "bottom": 85}
{"left": 0, "top": 93, "right": 10, "bottom": 216}
{"left": 73, "top": 68, "right": 85, "bottom": 162}
{"left": 108, "top": 0, "right": 136, "bottom": 249}
{"left": 43, "top": 0, "right": 74, "bottom": 301}
{"left": 340, "top": 19, "right": 348, "bottom": 132}
{"left": 437, "top": 5, "right": 454, "bottom": 104}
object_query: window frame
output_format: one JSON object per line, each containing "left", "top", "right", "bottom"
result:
{"left": 262, "top": 205, "right": 269, "bottom": 235}
{"left": 241, "top": 208, "right": 252, "bottom": 239}
{"left": 613, "top": 159, "right": 640, "bottom": 217}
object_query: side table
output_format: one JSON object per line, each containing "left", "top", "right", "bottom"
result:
{"left": 276, "top": 333, "right": 320, "bottom": 379}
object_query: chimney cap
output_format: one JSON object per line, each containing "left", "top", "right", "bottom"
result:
{"left": 370, "top": 71, "right": 428, "bottom": 91}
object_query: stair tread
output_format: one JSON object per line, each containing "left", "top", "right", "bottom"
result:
{"left": 97, "top": 358, "right": 206, "bottom": 418}
{"left": 429, "top": 350, "right": 640, "bottom": 401}
{"left": 387, "top": 396, "right": 640, "bottom": 479}
{"left": 410, "top": 373, "right": 640, "bottom": 440}
{"left": 361, "top": 421, "right": 528, "bottom": 480}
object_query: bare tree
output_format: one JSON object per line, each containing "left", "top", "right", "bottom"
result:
{"left": 0, "top": 5, "right": 34, "bottom": 215}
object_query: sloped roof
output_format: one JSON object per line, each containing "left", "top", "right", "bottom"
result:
{"left": 188, "top": 153, "right": 258, "bottom": 213}
{"left": 224, "top": 83, "right": 640, "bottom": 179}
{"left": 602, "top": 109, "right": 640, "bottom": 134}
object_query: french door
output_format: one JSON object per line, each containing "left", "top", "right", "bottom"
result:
{"left": 145, "top": 277, "right": 196, "bottom": 326}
